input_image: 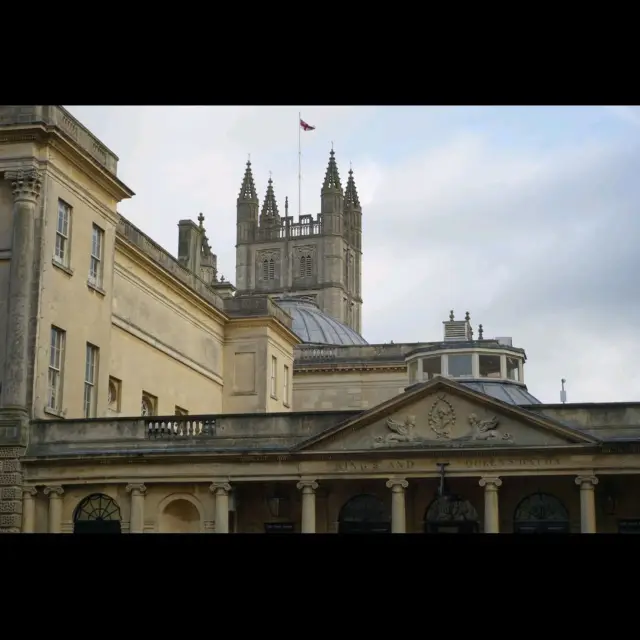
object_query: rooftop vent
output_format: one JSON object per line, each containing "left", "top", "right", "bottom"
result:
{"left": 443, "top": 310, "right": 473, "bottom": 342}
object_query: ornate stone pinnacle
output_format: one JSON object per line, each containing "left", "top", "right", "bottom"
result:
{"left": 238, "top": 160, "right": 257, "bottom": 201}
{"left": 449, "top": 310, "right": 455, "bottom": 321}
{"left": 344, "top": 166, "right": 361, "bottom": 208}
{"left": 322, "top": 147, "right": 342, "bottom": 192}
{"left": 198, "top": 212, "right": 205, "bottom": 227}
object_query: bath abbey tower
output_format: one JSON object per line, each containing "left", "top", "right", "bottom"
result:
{"left": 234, "top": 149, "right": 363, "bottom": 334}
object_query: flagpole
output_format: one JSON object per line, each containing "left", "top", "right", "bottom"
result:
{"left": 298, "top": 111, "right": 302, "bottom": 216}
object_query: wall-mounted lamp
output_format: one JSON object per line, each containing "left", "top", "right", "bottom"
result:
{"left": 601, "top": 480, "right": 617, "bottom": 516}
{"left": 266, "top": 485, "right": 290, "bottom": 519}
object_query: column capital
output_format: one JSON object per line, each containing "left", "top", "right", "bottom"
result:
{"left": 23, "top": 487, "right": 37, "bottom": 497}
{"left": 126, "top": 483, "right": 147, "bottom": 496}
{"left": 386, "top": 478, "right": 409, "bottom": 491}
{"left": 575, "top": 475, "right": 599, "bottom": 488}
{"left": 479, "top": 477, "right": 502, "bottom": 490}
{"left": 5, "top": 167, "right": 42, "bottom": 204}
{"left": 44, "top": 485, "right": 63, "bottom": 497}
{"left": 297, "top": 480, "right": 319, "bottom": 493}
{"left": 209, "top": 482, "right": 231, "bottom": 495}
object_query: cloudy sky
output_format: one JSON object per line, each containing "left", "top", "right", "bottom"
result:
{"left": 67, "top": 105, "right": 640, "bottom": 404}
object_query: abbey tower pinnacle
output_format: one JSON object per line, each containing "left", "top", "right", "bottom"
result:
{"left": 234, "top": 149, "right": 363, "bottom": 333}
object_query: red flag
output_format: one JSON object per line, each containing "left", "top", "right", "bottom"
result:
{"left": 300, "top": 119, "right": 316, "bottom": 131}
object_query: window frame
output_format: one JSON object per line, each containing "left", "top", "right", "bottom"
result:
{"left": 84, "top": 343, "right": 99, "bottom": 418}
{"left": 447, "top": 353, "right": 473, "bottom": 378}
{"left": 47, "top": 326, "right": 66, "bottom": 412}
{"left": 54, "top": 199, "right": 72, "bottom": 267}
{"left": 270, "top": 355, "right": 277, "bottom": 399}
{"left": 89, "top": 224, "right": 104, "bottom": 287}
{"left": 506, "top": 356, "right": 521, "bottom": 381}
{"left": 283, "top": 364, "right": 290, "bottom": 406}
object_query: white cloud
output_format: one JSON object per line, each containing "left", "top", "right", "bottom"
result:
{"left": 66, "top": 106, "right": 640, "bottom": 404}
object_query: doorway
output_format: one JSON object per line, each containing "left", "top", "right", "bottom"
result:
{"left": 424, "top": 495, "right": 479, "bottom": 533}
{"left": 513, "top": 493, "right": 570, "bottom": 534}
{"left": 73, "top": 493, "right": 122, "bottom": 534}
{"left": 338, "top": 494, "right": 391, "bottom": 534}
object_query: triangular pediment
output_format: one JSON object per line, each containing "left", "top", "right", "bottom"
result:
{"left": 295, "top": 378, "right": 598, "bottom": 452}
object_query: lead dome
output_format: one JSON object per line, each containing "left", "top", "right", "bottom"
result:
{"left": 275, "top": 297, "right": 368, "bottom": 346}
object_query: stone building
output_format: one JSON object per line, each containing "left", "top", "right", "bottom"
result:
{"left": 1, "top": 105, "right": 640, "bottom": 534}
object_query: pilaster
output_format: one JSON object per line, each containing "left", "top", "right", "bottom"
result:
{"left": 21, "top": 487, "right": 37, "bottom": 533}
{"left": 479, "top": 476, "right": 502, "bottom": 533}
{"left": 126, "top": 483, "right": 147, "bottom": 534}
{"left": 44, "top": 485, "right": 64, "bottom": 534}
{"left": 575, "top": 475, "right": 598, "bottom": 533}
{"left": 386, "top": 478, "right": 408, "bottom": 533}
{"left": 2, "top": 167, "right": 42, "bottom": 411}
{"left": 297, "top": 479, "right": 319, "bottom": 533}
{"left": 210, "top": 482, "right": 231, "bottom": 533}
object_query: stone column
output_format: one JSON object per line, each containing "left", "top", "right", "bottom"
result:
{"left": 575, "top": 475, "right": 599, "bottom": 533}
{"left": 2, "top": 168, "right": 42, "bottom": 410}
{"left": 386, "top": 479, "right": 409, "bottom": 533}
{"left": 479, "top": 477, "right": 502, "bottom": 533}
{"left": 210, "top": 482, "right": 231, "bottom": 533}
{"left": 44, "top": 486, "right": 63, "bottom": 534}
{"left": 22, "top": 487, "right": 37, "bottom": 533}
{"left": 126, "top": 483, "right": 147, "bottom": 534}
{"left": 297, "top": 480, "right": 319, "bottom": 533}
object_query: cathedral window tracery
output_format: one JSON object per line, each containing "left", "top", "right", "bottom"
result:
{"left": 299, "top": 254, "right": 312, "bottom": 278}
{"left": 262, "top": 258, "right": 276, "bottom": 281}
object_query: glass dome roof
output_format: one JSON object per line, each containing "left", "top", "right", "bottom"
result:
{"left": 460, "top": 380, "right": 540, "bottom": 405}
{"left": 275, "top": 297, "right": 368, "bottom": 346}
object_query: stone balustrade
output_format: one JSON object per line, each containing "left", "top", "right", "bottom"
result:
{"left": 0, "top": 105, "right": 119, "bottom": 174}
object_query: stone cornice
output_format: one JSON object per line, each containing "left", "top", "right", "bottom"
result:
{"left": 293, "top": 364, "right": 405, "bottom": 374}
{"left": 0, "top": 113, "right": 133, "bottom": 203}
{"left": 227, "top": 316, "right": 301, "bottom": 347}
{"left": 115, "top": 225, "right": 228, "bottom": 324}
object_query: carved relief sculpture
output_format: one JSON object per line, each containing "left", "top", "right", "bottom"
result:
{"left": 428, "top": 393, "right": 457, "bottom": 439}
{"left": 375, "top": 416, "right": 416, "bottom": 445}
{"left": 372, "top": 393, "right": 515, "bottom": 448}
{"left": 468, "top": 414, "right": 512, "bottom": 443}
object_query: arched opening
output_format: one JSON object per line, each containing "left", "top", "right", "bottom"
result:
{"left": 424, "top": 495, "right": 479, "bottom": 533}
{"left": 158, "top": 498, "right": 201, "bottom": 533}
{"left": 73, "top": 493, "right": 122, "bottom": 534}
{"left": 338, "top": 494, "right": 390, "bottom": 534}
{"left": 513, "top": 492, "right": 570, "bottom": 533}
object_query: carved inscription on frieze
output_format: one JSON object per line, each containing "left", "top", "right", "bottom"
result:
{"left": 332, "top": 460, "right": 415, "bottom": 473}
{"left": 464, "top": 458, "right": 561, "bottom": 469}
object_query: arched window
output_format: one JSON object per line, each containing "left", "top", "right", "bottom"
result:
{"left": 297, "top": 254, "right": 312, "bottom": 278}
{"left": 513, "top": 492, "right": 570, "bottom": 533}
{"left": 73, "top": 493, "right": 122, "bottom": 534}
{"left": 424, "top": 495, "right": 479, "bottom": 533}
{"left": 338, "top": 494, "right": 390, "bottom": 534}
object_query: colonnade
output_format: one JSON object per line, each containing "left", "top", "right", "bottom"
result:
{"left": 22, "top": 474, "right": 600, "bottom": 534}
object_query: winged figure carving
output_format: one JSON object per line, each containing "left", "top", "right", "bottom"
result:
{"left": 468, "top": 413, "right": 512, "bottom": 442}
{"left": 375, "top": 415, "right": 417, "bottom": 444}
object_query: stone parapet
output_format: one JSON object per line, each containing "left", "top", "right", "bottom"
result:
{"left": 0, "top": 105, "right": 119, "bottom": 175}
